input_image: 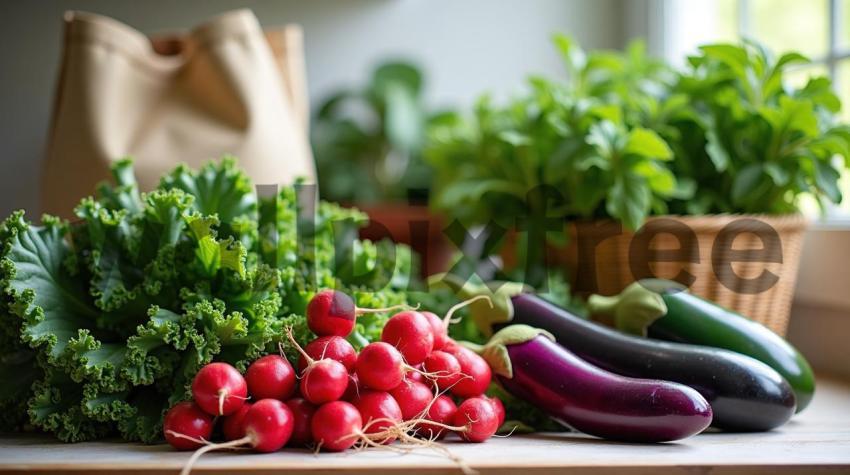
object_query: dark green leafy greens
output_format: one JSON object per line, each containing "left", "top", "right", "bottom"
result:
{"left": 426, "top": 36, "right": 678, "bottom": 277}
{"left": 664, "top": 42, "right": 850, "bottom": 214}
{"left": 0, "top": 158, "right": 411, "bottom": 443}
{"left": 426, "top": 36, "right": 849, "bottom": 281}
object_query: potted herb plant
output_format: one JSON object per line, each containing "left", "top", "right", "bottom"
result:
{"left": 426, "top": 36, "right": 850, "bottom": 335}
{"left": 313, "top": 61, "right": 452, "bottom": 276}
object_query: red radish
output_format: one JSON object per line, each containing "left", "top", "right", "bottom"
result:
{"left": 342, "top": 373, "right": 362, "bottom": 401}
{"left": 298, "top": 336, "right": 357, "bottom": 373}
{"left": 352, "top": 390, "right": 403, "bottom": 443}
{"left": 445, "top": 345, "right": 492, "bottom": 398}
{"left": 406, "top": 366, "right": 426, "bottom": 384}
{"left": 222, "top": 402, "right": 252, "bottom": 441}
{"left": 484, "top": 396, "right": 506, "bottom": 427}
{"left": 443, "top": 339, "right": 460, "bottom": 353}
{"left": 415, "top": 395, "right": 457, "bottom": 440}
{"left": 389, "top": 380, "right": 433, "bottom": 420}
{"left": 381, "top": 310, "right": 434, "bottom": 365}
{"left": 356, "top": 342, "right": 407, "bottom": 391}
{"left": 163, "top": 402, "right": 214, "bottom": 450}
{"left": 421, "top": 311, "right": 448, "bottom": 350}
{"left": 431, "top": 295, "right": 493, "bottom": 352}
{"left": 422, "top": 350, "right": 462, "bottom": 391}
{"left": 307, "top": 290, "right": 410, "bottom": 337}
{"left": 311, "top": 401, "right": 363, "bottom": 452}
{"left": 242, "top": 399, "right": 294, "bottom": 452}
{"left": 285, "top": 398, "right": 317, "bottom": 446}
{"left": 452, "top": 397, "right": 499, "bottom": 443}
{"left": 191, "top": 362, "right": 248, "bottom": 416}
{"left": 286, "top": 328, "right": 348, "bottom": 404}
{"left": 174, "top": 399, "right": 294, "bottom": 475}
{"left": 246, "top": 355, "right": 296, "bottom": 400}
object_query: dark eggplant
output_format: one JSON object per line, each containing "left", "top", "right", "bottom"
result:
{"left": 430, "top": 275, "right": 797, "bottom": 432}
{"left": 507, "top": 294, "right": 796, "bottom": 431}
{"left": 479, "top": 325, "right": 712, "bottom": 442}
{"left": 588, "top": 279, "right": 815, "bottom": 412}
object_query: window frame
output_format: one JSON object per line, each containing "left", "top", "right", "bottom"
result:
{"left": 736, "top": 0, "right": 849, "bottom": 85}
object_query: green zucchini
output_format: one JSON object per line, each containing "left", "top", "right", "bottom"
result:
{"left": 588, "top": 279, "right": 816, "bottom": 412}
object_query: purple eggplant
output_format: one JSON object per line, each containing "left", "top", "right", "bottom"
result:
{"left": 480, "top": 325, "right": 713, "bottom": 442}
{"left": 431, "top": 274, "right": 797, "bottom": 432}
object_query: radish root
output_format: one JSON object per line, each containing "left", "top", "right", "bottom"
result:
{"left": 170, "top": 431, "right": 253, "bottom": 475}
{"left": 442, "top": 296, "right": 493, "bottom": 328}
{"left": 284, "top": 326, "right": 313, "bottom": 366}
{"left": 355, "top": 303, "right": 419, "bottom": 316}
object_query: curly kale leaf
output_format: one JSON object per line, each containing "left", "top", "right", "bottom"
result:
{"left": 0, "top": 157, "right": 416, "bottom": 444}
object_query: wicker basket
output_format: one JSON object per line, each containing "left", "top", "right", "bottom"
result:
{"left": 503, "top": 214, "right": 808, "bottom": 336}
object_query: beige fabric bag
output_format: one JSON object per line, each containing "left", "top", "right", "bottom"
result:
{"left": 42, "top": 9, "right": 315, "bottom": 218}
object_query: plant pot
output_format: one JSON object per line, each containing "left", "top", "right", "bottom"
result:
{"left": 355, "top": 203, "right": 453, "bottom": 278}
{"left": 501, "top": 214, "right": 807, "bottom": 336}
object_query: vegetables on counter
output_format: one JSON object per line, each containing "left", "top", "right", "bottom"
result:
{"left": 588, "top": 280, "right": 816, "bottom": 412}
{"left": 434, "top": 275, "right": 798, "bottom": 431}
{"left": 0, "top": 158, "right": 413, "bottom": 443}
{"left": 0, "top": 156, "right": 818, "bottom": 450}
{"left": 478, "top": 325, "right": 713, "bottom": 442}
{"left": 164, "top": 289, "right": 504, "bottom": 473}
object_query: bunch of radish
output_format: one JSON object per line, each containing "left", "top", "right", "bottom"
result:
{"left": 163, "top": 290, "right": 502, "bottom": 473}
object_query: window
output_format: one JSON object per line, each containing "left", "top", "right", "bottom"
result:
{"left": 649, "top": 0, "right": 850, "bottom": 221}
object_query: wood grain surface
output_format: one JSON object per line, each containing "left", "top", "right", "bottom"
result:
{"left": 1, "top": 378, "right": 848, "bottom": 475}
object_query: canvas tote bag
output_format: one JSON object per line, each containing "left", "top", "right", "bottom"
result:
{"left": 42, "top": 9, "right": 315, "bottom": 218}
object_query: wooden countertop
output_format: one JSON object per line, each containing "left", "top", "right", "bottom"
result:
{"left": 1, "top": 378, "right": 848, "bottom": 475}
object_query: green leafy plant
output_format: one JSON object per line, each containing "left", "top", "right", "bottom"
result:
{"left": 426, "top": 36, "right": 679, "bottom": 277}
{"left": 0, "top": 158, "right": 411, "bottom": 442}
{"left": 427, "top": 36, "right": 849, "bottom": 282}
{"left": 663, "top": 41, "right": 850, "bottom": 214}
{"left": 313, "top": 61, "right": 442, "bottom": 204}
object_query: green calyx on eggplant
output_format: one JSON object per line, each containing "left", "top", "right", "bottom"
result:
{"left": 475, "top": 324, "right": 713, "bottom": 442}
{"left": 587, "top": 279, "right": 816, "bottom": 412}
{"left": 430, "top": 273, "right": 797, "bottom": 431}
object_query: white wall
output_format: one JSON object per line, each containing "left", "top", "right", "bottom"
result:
{"left": 0, "top": 0, "right": 624, "bottom": 218}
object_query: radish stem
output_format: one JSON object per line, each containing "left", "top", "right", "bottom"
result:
{"left": 442, "top": 296, "right": 493, "bottom": 328}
